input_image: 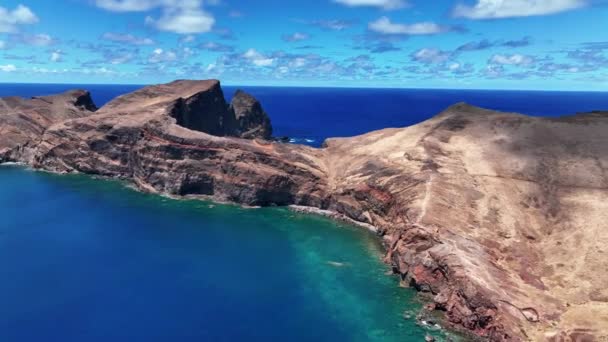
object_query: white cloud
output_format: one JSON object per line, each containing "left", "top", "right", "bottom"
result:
{"left": 80, "top": 67, "right": 118, "bottom": 75}
{"left": 205, "top": 63, "right": 216, "bottom": 72}
{"left": 147, "top": 6, "right": 214, "bottom": 34}
{"left": 411, "top": 48, "right": 451, "bottom": 64}
{"left": 485, "top": 64, "right": 504, "bottom": 77}
{"left": 182, "top": 47, "right": 194, "bottom": 58}
{"left": 0, "top": 4, "right": 38, "bottom": 33}
{"left": 0, "top": 40, "right": 5, "bottom": 49}
{"left": 94, "top": 0, "right": 159, "bottom": 12}
{"left": 305, "top": 19, "right": 355, "bottom": 31}
{"left": 449, "top": 63, "right": 461, "bottom": 71}
{"left": 180, "top": 35, "right": 196, "bottom": 43}
{"left": 282, "top": 32, "right": 310, "bottom": 42}
{"left": 243, "top": 49, "right": 274, "bottom": 67}
{"left": 148, "top": 48, "right": 177, "bottom": 63}
{"left": 333, "top": 0, "right": 408, "bottom": 10}
{"left": 289, "top": 57, "right": 308, "bottom": 68}
{"left": 19, "top": 33, "right": 54, "bottom": 46}
{"left": 0, "top": 64, "right": 17, "bottom": 72}
{"left": 369, "top": 17, "right": 447, "bottom": 35}
{"left": 95, "top": 0, "right": 215, "bottom": 34}
{"left": 102, "top": 32, "right": 155, "bottom": 45}
{"left": 109, "top": 53, "right": 134, "bottom": 64}
{"left": 490, "top": 54, "right": 535, "bottom": 65}
{"left": 453, "top": 0, "right": 587, "bottom": 19}
{"left": 50, "top": 50, "right": 62, "bottom": 62}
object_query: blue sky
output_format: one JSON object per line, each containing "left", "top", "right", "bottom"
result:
{"left": 0, "top": 0, "right": 607, "bottom": 90}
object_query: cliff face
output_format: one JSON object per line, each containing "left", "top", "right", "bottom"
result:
{"left": 1, "top": 80, "right": 607, "bottom": 342}
{"left": 229, "top": 90, "right": 273, "bottom": 139}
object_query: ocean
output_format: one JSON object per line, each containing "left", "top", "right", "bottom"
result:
{"left": 1, "top": 83, "right": 607, "bottom": 341}
{"left": 0, "top": 166, "right": 439, "bottom": 342}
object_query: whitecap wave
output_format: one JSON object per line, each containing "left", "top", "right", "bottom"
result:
{"left": 287, "top": 138, "right": 317, "bottom": 144}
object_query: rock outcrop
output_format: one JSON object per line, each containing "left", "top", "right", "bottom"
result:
{"left": 1, "top": 79, "right": 607, "bottom": 341}
{"left": 0, "top": 89, "right": 97, "bottom": 161}
{"left": 97, "top": 79, "right": 272, "bottom": 140}
{"left": 229, "top": 89, "right": 273, "bottom": 139}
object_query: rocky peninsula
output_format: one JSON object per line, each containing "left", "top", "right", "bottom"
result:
{"left": 1, "top": 80, "right": 607, "bottom": 341}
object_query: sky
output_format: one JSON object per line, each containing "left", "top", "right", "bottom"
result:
{"left": 0, "top": 0, "right": 607, "bottom": 90}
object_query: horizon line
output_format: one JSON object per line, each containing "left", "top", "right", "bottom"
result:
{"left": 0, "top": 81, "right": 607, "bottom": 93}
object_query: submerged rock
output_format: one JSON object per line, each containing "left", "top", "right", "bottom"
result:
{"left": 2, "top": 80, "right": 608, "bottom": 341}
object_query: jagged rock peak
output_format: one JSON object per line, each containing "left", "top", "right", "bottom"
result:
{"left": 97, "top": 79, "right": 273, "bottom": 140}
{"left": 229, "top": 89, "right": 273, "bottom": 140}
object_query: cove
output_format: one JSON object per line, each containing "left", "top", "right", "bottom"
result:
{"left": 0, "top": 165, "right": 448, "bottom": 341}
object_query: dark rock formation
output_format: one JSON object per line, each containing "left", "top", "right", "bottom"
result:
{"left": 1, "top": 80, "right": 607, "bottom": 342}
{"left": 229, "top": 89, "right": 272, "bottom": 139}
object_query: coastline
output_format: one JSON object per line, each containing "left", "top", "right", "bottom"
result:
{"left": 3, "top": 80, "right": 607, "bottom": 340}
{"left": 0, "top": 163, "right": 459, "bottom": 339}
{"left": 0, "top": 163, "right": 457, "bottom": 341}
{"left": 289, "top": 205, "right": 379, "bottom": 234}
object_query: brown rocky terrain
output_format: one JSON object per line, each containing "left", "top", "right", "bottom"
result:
{"left": 1, "top": 79, "right": 607, "bottom": 341}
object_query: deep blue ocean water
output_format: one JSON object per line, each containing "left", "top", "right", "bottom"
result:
{"left": 0, "top": 166, "right": 444, "bottom": 342}
{"left": 1, "top": 83, "right": 607, "bottom": 341}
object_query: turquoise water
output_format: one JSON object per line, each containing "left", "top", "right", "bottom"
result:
{"left": 0, "top": 165, "right": 448, "bottom": 341}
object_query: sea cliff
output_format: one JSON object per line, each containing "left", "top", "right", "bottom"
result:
{"left": 1, "top": 79, "right": 607, "bottom": 341}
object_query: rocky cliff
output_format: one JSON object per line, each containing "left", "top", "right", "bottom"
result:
{"left": 0, "top": 89, "right": 97, "bottom": 161}
{"left": 1, "top": 79, "right": 606, "bottom": 341}
{"left": 229, "top": 90, "right": 273, "bottom": 139}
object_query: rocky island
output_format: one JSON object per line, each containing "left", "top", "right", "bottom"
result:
{"left": 1, "top": 80, "right": 607, "bottom": 341}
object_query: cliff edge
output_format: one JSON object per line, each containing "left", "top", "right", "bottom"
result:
{"left": 1, "top": 80, "right": 607, "bottom": 341}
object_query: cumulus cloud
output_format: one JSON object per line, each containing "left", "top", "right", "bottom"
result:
{"left": 17, "top": 33, "right": 54, "bottom": 46}
{"left": 180, "top": 35, "right": 196, "bottom": 43}
{"left": 101, "top": 32, "right": 155, "bottom": 45}
{"left": 148, "top": 48, "right": 177, "bottom": 63}
{"left": 50, "top": 50, "right": 62, "bottom": 62}
{"left": 490, "top": 54, "right": 535, "bottom": 65}
{"left": 109, "top": 52, "right": 135, "bottom": 64}
{"left": 411, "top": 48, "right": 451, "bottom": 64}
{"left": 0, "top": 4, "right": 38, "bottom": 33}
{"left": 453, "top": 0, "right": 587, "bottom": 19}
{"left": 332, "top": 0, "right": 408, "bottom": 10}
{"left": 282, "top": 32, "right": 310, "bottom": 42}
{"left": 199, "top": 41, "right": 235, "bottom": 52}
{"left": 95, "top": 0, "right": 215, "bottom": 34}
{"left": 302, "top": 19, "right": 357, "bottom": 31}
{"left": 563, "top": 46, "right": 608, "bottom": 71}
{"left": 0, "top": 64, "right": 17, "bottom": 72}
{"left": 447, "top": 62, "right": 475, "bottom": 74}
{"left": 94, "top": 0, "right": 159, "bottom": 12}
{"left": 243, "top": 49, "right": 274, "bottom": 67}
{"left": 369, "top": 17, "right": 450, "bottom": 35}
{"left": 146, "top": 7, "right": 214, "bottom": 34}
